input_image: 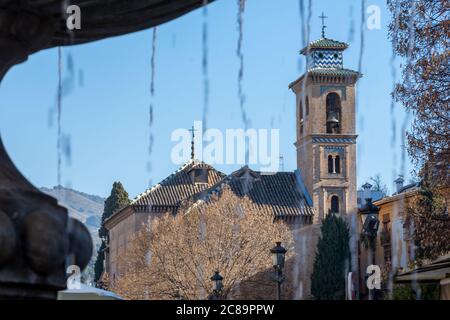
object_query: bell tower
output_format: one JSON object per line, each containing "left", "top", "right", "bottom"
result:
{"left": 289, "top": 34, "right": 361, "bottom": 223}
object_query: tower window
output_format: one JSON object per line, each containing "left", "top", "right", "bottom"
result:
{"left": 326, "top": 93, "right": 341, "bottom": 134}
{"left": 299, "top": 101, "right": 303, "bottom": 121}
{"left": 335, "top": 155, "right": 341, "bottom": 173}
{"left": 327, "top": 155, "right": 341, "bottom": 174}
{"left": 330, "top": 196, "right": 339, "bottom": 214}
{"left": 328, "top": 155, "right": 333, "bottom": 173}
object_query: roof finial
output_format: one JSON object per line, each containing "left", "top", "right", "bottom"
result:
{"left": 319, "top": 12, "right": 328, "bottom": 38}
{"left": 188, "top": 125, "right": 196, "bottom": 160}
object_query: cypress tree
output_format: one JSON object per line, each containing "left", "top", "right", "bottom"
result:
{"left": 311, "top": 214, "right": 350, "bottom": 300}
{"left": 94, "top": 182, "right": 130, "bottom": 284}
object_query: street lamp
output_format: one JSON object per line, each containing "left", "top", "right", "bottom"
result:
{"left": 359, "top": 198, "right": 380, "bottom": 300}
{"left": 210, "top": 271, "right": 223, "bottom": 300}
{"left": 270, "top": 242, "right": 287, "bottom": 300}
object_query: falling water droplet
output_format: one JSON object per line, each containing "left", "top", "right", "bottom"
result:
{"left": 57, "top": 47, "right": 63, "bottom": 188}
{"left": 236, "top": 0, "right": 251, "bottom": 164}
{"left": 347, "top": 5, "right": 355, "bottom": 43}
{"left": 404, "top": 4, "right": 418, "bottom": 299}
{"left": 356, "top": 0, "right": 366, "bottom": 183}
{"left": 61, "top": 133, "right": 72, "bottom": 167}
{"left": 354, "top": 4, "right": 366, "bottom": 290}
{"left": 356, "top": 0, "right": 365, "bottom": 113}
{"left": 78, "top": 69, "right": 84, "bottom": 87}
{"left": 400, "top": 3, "right": 416, "bottom": 180}
{"left": 202, "top": 0, "right": 210, "bottom": 134}
{"left": 147, "top": 28, "right": 157, "bottom": 187}
{"left": 390, "top": 1, "right": 400, "bottom": 187}
{"left": 293, "top": 0, "right": 312, "bottom": 299}
{"left": 297, "top": 0, "right": 307, "bottom": 72}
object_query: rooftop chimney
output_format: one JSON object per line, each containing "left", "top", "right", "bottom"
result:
{"left": 394, "top": 175, "right": 404, "bottom": 193}
{"left": 362, "top": 182, "right": 373, "bottom": 201}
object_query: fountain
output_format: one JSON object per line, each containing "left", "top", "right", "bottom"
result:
{"left": 0, "top": 0, "right": 214, "bottom": 299}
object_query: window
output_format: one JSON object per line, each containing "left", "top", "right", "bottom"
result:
{"left": 299, "top": 101, "right": 303, "bottom": 121}
{"left": 191, "top": 168, "right": 209, "bottom": 184}
{"left": 299, "top": 99, "right": 306, "bottom": 135}
{"left": 328, "top": 155, "right": 333, "bottom": 173}
{"left": 327, "top": 155, "right": 341, "bottom": 174}
{"left": 331, "top": 196, "right": 339, "bottom": 214}
{"left": 335, "top": 155, "right": 341, "bottom": 173}
{"left": 326, "top": 93, "right": 341, "bottom": 133}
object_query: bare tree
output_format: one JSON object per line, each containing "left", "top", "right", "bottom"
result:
{"left": 388, "top": 0, "right": 449, "bottom": 187}
{"left": 388, "top": 0, "right": 449, "bottom": 263}
{"left": 369, "top": 174, "right": 388, "bottom": 196}
{"left": 405, "top": 168, "right": 450, "bottom": 262}
{"left": 113, "top": 185, "right": 293, "bottom": 300}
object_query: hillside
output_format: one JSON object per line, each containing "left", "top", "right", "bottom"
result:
{"left": 40, "top": 186, "right": 105, "bottom": 284}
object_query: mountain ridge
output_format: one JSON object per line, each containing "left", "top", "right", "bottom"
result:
{"left": 40, "top": 185, "right": 104, "bottom": 283}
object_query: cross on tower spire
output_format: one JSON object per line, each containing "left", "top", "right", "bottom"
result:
{"left": 319, "top": 12, "right": 328, "bottom": 38}
{"left": 188, "top": 125, "right": 197, "bottom": 160}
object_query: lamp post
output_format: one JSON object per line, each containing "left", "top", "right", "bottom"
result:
{"left": 270, "top": 242, "right": 287, "bottom": 300}
{"left": 210, "top": 271, "right": 223, "bottom": 300}
{"left": 359, "top": 198, "right": 380, "bottom": 300}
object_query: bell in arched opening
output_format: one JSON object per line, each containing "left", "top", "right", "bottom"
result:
{"left": 326, "top": 93, "right": 341, "bottom": 133}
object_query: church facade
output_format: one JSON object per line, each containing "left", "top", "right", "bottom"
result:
{"left": 289, "top": 37, "right": 361, "bottom": 297}
{"left": 103, "top": 33, "right": 361, "bottom": 299}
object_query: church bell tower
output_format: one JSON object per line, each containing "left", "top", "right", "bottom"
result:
{"left": 289, "top": 26, "right": 361, "bottom": 223}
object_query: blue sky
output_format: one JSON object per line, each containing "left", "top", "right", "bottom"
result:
{"left": 0, "top": 0, "right": 412, "bottom": 198}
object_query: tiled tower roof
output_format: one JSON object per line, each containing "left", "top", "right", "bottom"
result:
{"left": 300, "top": 38, "right": 349, "bottom": 55}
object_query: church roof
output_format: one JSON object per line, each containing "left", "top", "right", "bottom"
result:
{"left": 192, "top": 166, "right": 314, "bottom": 218}
{"left": 106, "top": 162, "right": 314, "bottom": 229}
{"left": 131, "top": 159, "right": 225, "bottom": 209}
{"left": 300, "top": 38, "right": 349, "bottom": 55}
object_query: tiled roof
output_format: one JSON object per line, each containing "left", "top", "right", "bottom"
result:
{"left": 308, "top": 68, "right": 360, "bottom": 77}
{"left": 289, "top": 68, "right": 361, "bottom": 88}
{"left": 193, "top": 166, "right": 314, "bottom": 218}
{"left": 131, "top": 159, "right": 225, "bottom": 209}
{"left": 300, "top": 38, "right": 349, "bottom": 54}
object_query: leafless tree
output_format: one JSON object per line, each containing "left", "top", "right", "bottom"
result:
{"left": 113, "top": 185, "right": 293, "bottom": 300}
{"left": 388, "top": 0, "right": 449, "bottom": 187}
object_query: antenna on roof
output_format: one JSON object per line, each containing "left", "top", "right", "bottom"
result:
{"left": 319, "top": 12, "right": 328, "bottom": 38}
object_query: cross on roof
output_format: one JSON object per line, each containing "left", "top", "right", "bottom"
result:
{"left": 319, "top": 12, "right": 328, "bottom": 38}
{"left": 188, "top": 125, "right": 197, "bottom": 160}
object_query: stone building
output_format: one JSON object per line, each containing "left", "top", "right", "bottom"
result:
{"left": 357, "top": 177, "right": 418, "bottom": 298}
{"left": 359, "top": 176, "right": 449, "bottom": 300}
{"left": 103, "top": 160, "right": 225, "bottom": 281}
{"left": 103, "top": 32, "right": 361, "bottom": 298}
